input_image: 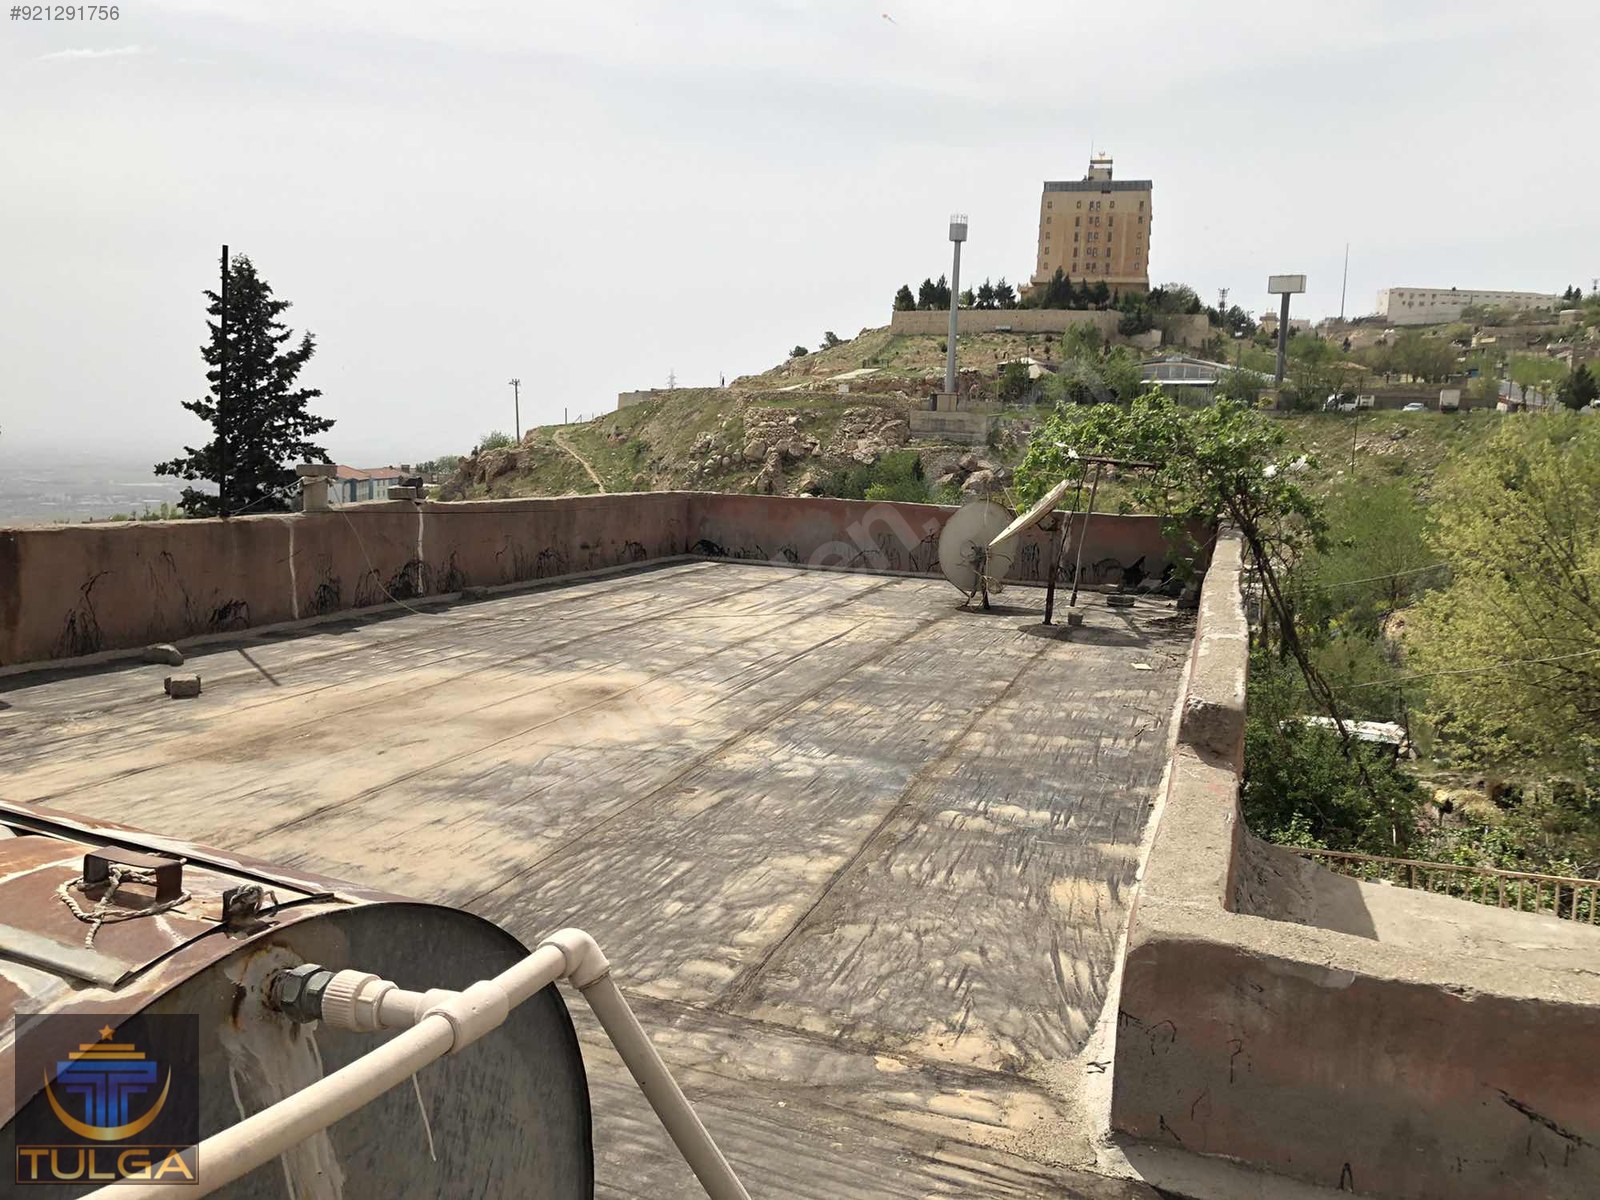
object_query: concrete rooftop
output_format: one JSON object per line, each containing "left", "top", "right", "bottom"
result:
{"left": 0, "top": 561, "right": 1192, "bottom": 1198}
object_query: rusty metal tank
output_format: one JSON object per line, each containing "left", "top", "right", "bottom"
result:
{"left": 0, "top": 800, "right": 593, "bottom": 1197}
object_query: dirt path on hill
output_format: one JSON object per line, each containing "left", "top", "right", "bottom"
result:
{"left": 553, "top": 428, "right": 606, "bottom": 492}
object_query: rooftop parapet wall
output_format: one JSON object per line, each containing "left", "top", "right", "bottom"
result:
{"left": 1113, "top": 535, "right": 1600, "bottom": 1199}
{"left": 0, "top": 493, "right": 1202, "bottom": 670}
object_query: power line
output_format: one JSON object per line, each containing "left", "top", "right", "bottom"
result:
{"left": 1292, "top": 562, "right": 1451, "bottom": 591}
{"left": 1337, "top": 646, "right": 1600, "bottom": 690}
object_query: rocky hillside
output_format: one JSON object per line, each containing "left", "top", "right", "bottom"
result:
{"left": 440, "top": 325, "right": 1042, "bottom": 501}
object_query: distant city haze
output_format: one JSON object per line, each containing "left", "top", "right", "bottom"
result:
{"left": 2, "top": 1, "right": 1596, "bottom": 475}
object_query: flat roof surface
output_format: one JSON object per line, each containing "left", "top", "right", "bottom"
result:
{"left": 0, "top": 562, "right": 1190, "bottom": 1198}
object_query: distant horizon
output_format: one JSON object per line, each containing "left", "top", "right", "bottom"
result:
{"left": 5, "top": 1, "right": 1596, "bottom": 465}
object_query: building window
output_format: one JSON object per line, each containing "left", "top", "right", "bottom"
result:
{"left": 1047, "top": 200, "right": 1053, "bottom": 209}
{"left": 1076, "top": 201, "right": 1082, "bottom": 209}
{"left": 1109, "top": 201, "right": 1115, "bottom": 209}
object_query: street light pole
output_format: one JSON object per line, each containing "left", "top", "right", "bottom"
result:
{"left": 945, "top": 214, "right": 967, "bottom": 397}
{"left": 1267, "top": 274, "right": 1306, "bottom": 396}
{"left": 508, "top": 378, "right": 521, "bottom": 442}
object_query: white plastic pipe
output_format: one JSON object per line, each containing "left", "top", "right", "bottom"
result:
{"left": 84, "top": 931, "right": 749, "bottom": 1200}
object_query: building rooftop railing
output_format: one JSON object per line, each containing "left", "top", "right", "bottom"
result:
{"left": 1278, "top": 845, "right": 1600, "bottom": 924}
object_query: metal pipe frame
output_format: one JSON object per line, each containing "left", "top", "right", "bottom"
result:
{"left": 84, "top": 928, "right": 750, "bottom": 1200}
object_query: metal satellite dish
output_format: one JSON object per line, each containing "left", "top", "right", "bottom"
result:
{"left": 938, "top": 499, "right": 1018, "bottom": 608}
{"left": 989, "top": 476, "right": 1074, "bottom": 549}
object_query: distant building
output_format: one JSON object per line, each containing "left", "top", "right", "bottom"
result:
{"left": 1376, "top": 287, "right": 1562, "bottom": 326}
{"left": 1141, "top": 354, "right": 1268, "bottom": 402}
{"left": 303, "top": 465, "right": 408, "bottom": 508}
{"left": 1031, "top": 154, "right": 1151, "bottom": 295}
{"left": 1258, "top": 312, "right": 1312, "bottom": 336}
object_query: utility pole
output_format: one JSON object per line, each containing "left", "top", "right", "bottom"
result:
{"left": 508, "top": 378, "right": 521, "bottom": 441}
{"left": 1339, "top": 243, "right": 1349, "bottom": 322}
{"left": 945, "top": 214, "right": 967, "bottom": 397}
{"left": 218, "top": 244, "right": 229, "bottom": 518}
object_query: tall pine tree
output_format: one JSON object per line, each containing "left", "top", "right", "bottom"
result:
{"left": 157, "top": 253, "right": 334, "bottom": 516}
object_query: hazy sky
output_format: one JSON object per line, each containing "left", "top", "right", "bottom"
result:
{"left": 3, "top": 1, "right": 1596, "bottom": 465}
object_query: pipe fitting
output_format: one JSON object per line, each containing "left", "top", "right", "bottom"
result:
{"left": 421, "top": 979, "right": 510, "bottom": 1052}
{"left": 320, "top": 970, "right": 397, "bottom": 1033}
{"left": 267, "top": 964, "right": 335, "bottom": 1024}
{"left": 539, "top": 927, "right": 612, "bottom": 989}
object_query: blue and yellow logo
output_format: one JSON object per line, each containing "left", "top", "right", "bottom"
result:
{"left": 44, "top": 1026, "right": 172, "bottom": 1142}
{"left": 15, "top": 1014, "right": 199, "bottom": 1186}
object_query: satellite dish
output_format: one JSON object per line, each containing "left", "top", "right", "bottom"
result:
{"left": 990, "top": 476, "right": 1074, "bottom": 548}
{"left": 938, "top": 499, "right": 1019, "bottom": 607}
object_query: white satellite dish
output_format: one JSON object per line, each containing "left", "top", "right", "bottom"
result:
{"left": 938, "top": 499, "right": 1019, "bottom": 607}
{"left": 989, "top": 476, "right": 1074, "bottom": 548}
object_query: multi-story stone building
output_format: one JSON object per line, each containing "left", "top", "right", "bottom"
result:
{"left": 1376, "top": 286, "right": 1563, "bottom": 325}
{"left": 1030, "top": 154, "right": 1151, "bottom": 294}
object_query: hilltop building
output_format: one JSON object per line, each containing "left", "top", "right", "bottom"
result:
{"left": 1030, "top": 153, "right": 1151, "bottom": 295}
{"left": 1376, "top": 286, "right": 1562, "bottom": 326}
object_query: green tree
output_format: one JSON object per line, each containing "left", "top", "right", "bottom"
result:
{"left": 1408, "top": 415, "right": 1600, "bottom": 773}
{"left": 1039, "top": 268, "right": 1072, "bottom": 309}
{"left": 1147, "top": 282, "right": 1202, "bottom": 315}
{"left": 996, "top": 361, "right": 1033, "bottom": 405}
{"left": 477, "top": 430, "right": 514, "bottom": 452}
{"left": 1016, "top": 393, "right": 1409, "bottom": 830}
{"left": 958, "top": 288, "right": 975, "bottom": 308}
{"left": 789, "top": 345, "right": 809, "bottom": 359}
{"left": 1100, "top": 345, "right": 1145, "bottom": 403}
{"left": 933, "top": 274, "right": 951, "bottom": 310}
{"left": 916, "top": 278, "right": 938, "bottom": 310}
{"left": 1509, "top": 355, "right": 1565, "bottom": 402}
{"left": 156, "top": 254, "right": 334, "bottom": 516}
{"left": 1117, "top": 295, "right": 1154, "bottom": 335}
{"left": 1059, "top": 322, "right": 1102, "bottom": 362}
{"left": 993, "top": 278, "right": 1017, "bottom": 309}
{"left": 975, "top": 279, "right": 996, "bottom": 310}
{"left": 1215, "top": 368, "right": 1263, "bottom": 407}
{"left": 1089, "top": 280, "right": 1111, "bottom": 308}
{"left": 893, "top": 284, "right": 916, "bottom": 311}
{"left": 1557, "top": 363, "right": 1598, "bottom": 410}
{"left": 1468, "top": 372, "right": 1502, "bottom": 409}
{"left": 821, "top": 331, "right": 843, "bottom": 349}
{"left": 1243, "top": 652, "right": 1423, "bottom": 853}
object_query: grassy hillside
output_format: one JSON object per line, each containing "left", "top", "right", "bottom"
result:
{"left": 440, "top": 321, "right": 1511, "bottom": 508}
{"left": 1277, "top": 409, "right": 1509, "bottom": 502}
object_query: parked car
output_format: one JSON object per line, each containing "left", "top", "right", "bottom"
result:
{"left": 1402, "top": 402, "right": 1426, "bottom": 412}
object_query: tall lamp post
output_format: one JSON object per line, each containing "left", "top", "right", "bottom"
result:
{"left": 1267, "top": 274, "right": 1306, "bottom": 395}
{"left": 945, "top": 214, "right": 967, "bottom": 398}
{"left": 508, "top": 378, "right": 521, "bottom": 442}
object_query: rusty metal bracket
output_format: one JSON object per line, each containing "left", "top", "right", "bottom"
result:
{"left": 83, "top": 846, "right": 186, "bottom": 903}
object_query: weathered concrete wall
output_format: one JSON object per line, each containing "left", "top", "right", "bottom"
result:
{"left": 1112, "top": 535, "right": 1600, "bottom": 1199}
{"left": 905, "top": 409, "right": 994, "bottom": 444}
{"left": 890, "top": 309, "right": 1119, "bottom": 337}
{"left": 685, "top": 494, "right": 1200, "bottom": 589}
{"left": 1, "top": 493, "right": 1200, "bottom": 669}
{"left": 887, "top": 309, "right": 1212, "bottom": 349}
{"left": 0, "top": 495, "right": 690, "bottom": 668}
